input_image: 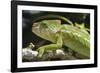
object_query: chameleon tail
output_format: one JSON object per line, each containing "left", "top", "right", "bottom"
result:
{"left": 32, "top": 14, "right": 74, "bottom": 26}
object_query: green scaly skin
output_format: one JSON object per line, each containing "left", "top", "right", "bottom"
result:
{"left": 32, "top": 15, "right": 90, "bottom": 58}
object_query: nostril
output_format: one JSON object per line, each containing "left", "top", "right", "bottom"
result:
{"left": 32, "top": 23, "right": 38, "bottom": 27}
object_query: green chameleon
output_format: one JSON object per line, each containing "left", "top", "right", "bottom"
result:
{"left": 32, "top": 15, "right": 90, "bottom": 58}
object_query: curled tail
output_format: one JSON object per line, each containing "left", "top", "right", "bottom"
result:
{"left": 32, "top": 14, "right": 74, "bottom": 25}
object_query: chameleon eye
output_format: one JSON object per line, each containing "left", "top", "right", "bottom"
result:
{"left": 40, "top": 22, "right": 48, "bottom": 28}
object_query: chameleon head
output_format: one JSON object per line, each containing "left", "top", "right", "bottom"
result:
{"left": 32, "top": 20, "right": 53, "bottom": 41}
{"left": 32, "top": 20, "right": 61, "bottom": 34}
{"left": 32, "top": 20, "right": 61, "bottom": 42}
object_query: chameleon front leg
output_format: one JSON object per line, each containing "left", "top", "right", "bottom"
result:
{"left": 37, "top": 33, "right": 63, "bottom": 58}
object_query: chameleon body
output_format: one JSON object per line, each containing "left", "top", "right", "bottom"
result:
{"left": 32, "top": 15, "right": 90, "bottom": 58}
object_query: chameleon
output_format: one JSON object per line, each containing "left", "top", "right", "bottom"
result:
{"left": 32, "top": 15, "right": 90, "bottom": 58}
